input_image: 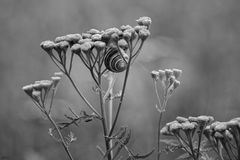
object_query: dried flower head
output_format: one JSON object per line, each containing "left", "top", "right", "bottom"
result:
{"left": 138, "top": 28, "right": 150, "bottom": 41}
{"left": 94, "top": 41, "right": 106, "bottom": 51}
{"left": 82, "top": 33, "right": 92, "bottom": 39}
{"left": 151, "top": 70, "right": 159, "bottom": 80}
{"left": 40, "top": 40, "right": 55, "bottom": 53}
{"left": 158, "top": 70, "right": 166, "bottom": 81}
{"left": 91, "top": 34, "right": 102, "bottom": 41}
{"left": 120, "top": 25, "right": 133, "bottom": 31}
{"left": 22, "top": 84, "right": 34, "bottom": 97}
{"left": 176, "top": 116, "right": 188, "bottom": 123}
{"left": 173, "top": 69, "right": 182, "bottom": 79}
{"left": 81, "top": 42, "right": 92, "bottom": 52}
{"left": 87, "top": 28, "right": 100, "bottom": 35}
{"left": 136, "top": 17, "right": 152, "bottom": 28}
{"left": 71, "top": 44, "right": 81, "bottom": 54}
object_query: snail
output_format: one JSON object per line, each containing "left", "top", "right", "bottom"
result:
{"left": 104, "top": 47, "right": 128, "bottom": 73}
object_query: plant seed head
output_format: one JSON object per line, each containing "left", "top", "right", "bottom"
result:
{"left": 120, "top": 25, "right": 133, "bottom": 31}
{"left": 151, "top": 70, "right": 159, "bottom": 80}
{"left": 22, "top": 84, "right": 34, "bottom": 97}
{"left": 136, "top": 16, "right": 152, "bottom": 28}
{"left": 87, "top": 28, "right": 100, "bottom": 35}
{"left": 94, "top": 41, "right": 106, "bottom": 51}
{"left": 158, "top": 70, "right": 166, "bottom": 81}
{"left": 138, "top": 28, "right": 150, "bottom": 41}
{"left": 81, "top": 42, "right": 92, "bottom": 52}
{"left": 134, "top": 25, "right": 147, "bottom": 33}
{"left": 65, "top": 34, "right": 82, "bottom": 43}
{"left": 82, "top": 33, "right": 92, "bottom": 39}
{"left": 173, "top": 80, "right": 180, "bottom": 89}
{"left": 91, "top": 34, "right": 102, "bottom": 41}
{"left": 40, "top": 40, "right": 55, "bottom": 53}
{"left": 71, "top": 43, "right": 81, "bottom": 54}
{"left": 176, "top": 116, "right": 188, "bottom": 123}
{"left": 173, "top": 69, "right": 182, "bottom": 79}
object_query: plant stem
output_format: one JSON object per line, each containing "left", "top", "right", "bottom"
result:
{"left": 98, "top": 76, "right": 112, "bottom": 160}
{"left": 108, "top": 56, "right": 132, "bottom": 137}
{"left": 157, "top": 112, "right": 163, "bottom": 160}
{"left": 45, "top": 111, "right": 74, "bottom": 160}
{"left": 107, "top": 74, "right": 114, "bottom": 158}
{"left": 65, "top": 73, "right": 102, "bottom": 118}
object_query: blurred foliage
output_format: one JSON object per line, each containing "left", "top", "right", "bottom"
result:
{"left": 1, "top": 0, "right": 240, "bottom": 159}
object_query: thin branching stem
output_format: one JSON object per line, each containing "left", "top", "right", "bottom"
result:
{"left": 65, "top": 73, "right": 102, "bottom": 118}
{"left": 108, "top": 56, "right": 132, "bottom": 137}
{"left": 45, "top": 111, "right": 74, "bottom": 160}
{"left": 157, "top": 112, "right": 163, "bottom": 160}
{"left": 68, "top": 53, "right": 74, "bottom": 74}
{"left": 98, "top": 70, "right": 112, "bottom": 160}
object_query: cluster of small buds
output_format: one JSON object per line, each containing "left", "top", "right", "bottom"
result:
{"left": 151, "top": 68, "right": 182, "bottom": 112}
{"left": 160, "top": 115, "right": 214, "bottom": 160}
{"left": 22, "top": 72, "right": 63, "bottom": 110}
{"left": 161, "top": 115, "right": 213, "bottom": 136}
{"left": 151, "top": 68, "right": 182, "bottom": 91}
{"left": 204, "top": 117, "right": 240, "bottom": 160}
{"left": 40, "top": 17, "right": 151, "bottom": 82}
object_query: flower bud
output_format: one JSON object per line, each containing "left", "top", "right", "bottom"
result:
{"left": 82, "top": 33, "right": 92, "bottom": 39}
{"left": 138, "top": 28, "right": 150, "bottom": 41}
{"left": 71, "top": 43, "right": 81, "bottom": 54}
{"left": 40, "top": 40, "right": 55, "bottom": 53}
{"left": 120, "top": 25, "right": 133, "bottom": 31}
{"left": 118, "top": 39, "right": 128, "bottom": 51}
{"left": 94, "top": 41, "right": 106, "bottom": 51}
{"left": 65, "top": 34, "right": 82, "bottom": 43}
{"left": 169, "top": 76, "right": 176, "bottom": 85}
{"left": 32, "top": 90, "right": 41, "bottom": 102}
{"left": 173, "top": 69, "right": 182, "bottom": 79}
{"left": 151, "top": 70, "right": 159, "bottom": 80}
{"left": 169, "top": 122, "right": 182, "bottom": 133}
{"left": 81, "top": 42, "right": 92, "bottom": 52}
{"left": 32, "top": 83, "right": 42, "bottom": 91}
{"left": 214, "top": 122, "right": 227, "bottom": 132}
{"left": 181, "top": 122, "right": 196, "bottom": 130}
{"left": 176, "top": 116, "right": 188, "bottom": 123}
{"left": 160, "top": 126, "right": 173, "bottom": 136}
{"left": 165, "top": 69, "right": 173, "bottom": 79}
{"left": 91, "top": 34, "right": 102, "bottom": 41}
{"left": 136, "top": 17, "right": 152, "bottom": 28}
{"left": 134, "top": 25, "right": 147, "bottom": 33}
{"left": 51, "top": 76, "right": 61, "bottom": 88}
{"left": 110, "top": 33, "right": 119, "bottom": 43}
{"left": 87, "top": 28, "right": 100, "bottom": 35}
{"left": 173, "top": 80, "right": 180, "bottom": 89}
{"left": 55, "top": 36, "right": 67, "bottom": 43}
{"left": 158, "top": 70, "right": 165, "bottom": 81}
{"left": 41, "top": 80, "right": 53, "bottom": 91}
{"left": 123, "top": 31, "right": 132, "bottom": 42}
{"left": 22, "top": 84, "right": 33, "bottom": 97}
{"left": 78, "top": 38, "right": 92, "bottom": 44}
{"left": 58, "top": 41, "right": 69, "bottom": 52}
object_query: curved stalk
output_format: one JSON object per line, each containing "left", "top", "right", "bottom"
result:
{"left": 65, "top": 73, "right": 102, "bottom": 118}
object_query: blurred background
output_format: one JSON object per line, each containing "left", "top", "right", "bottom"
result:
{"left": 1, "top": 0, "right": 240, "bottom": 159}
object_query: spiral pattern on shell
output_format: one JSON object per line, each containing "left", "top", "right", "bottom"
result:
{"left": 104, "top": 47, "right": 128, "bottom": 73}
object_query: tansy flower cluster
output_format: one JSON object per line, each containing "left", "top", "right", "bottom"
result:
{"left": 151, "top": 68, "right": 182, "bottom": 112}
{"left": 40, "top": 17, "right": 151, "bottom": 86}
{"left": 204, "top": 117, "right": 240, "bottom": 160}
{"left": 160, "top": 115, "right": 214, "bottom": 160}
{"left": 22, "top": 72, "right": 63, "bottom": 113}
